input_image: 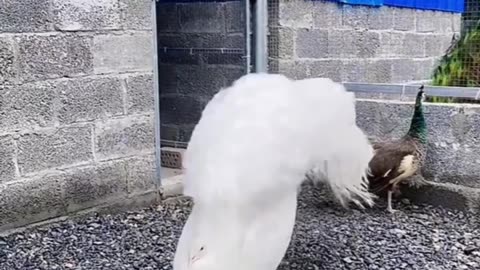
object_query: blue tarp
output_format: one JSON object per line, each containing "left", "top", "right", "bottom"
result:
{"left": 337, "top": 0, "right": 382, "bottom": 6}
{"left": 383, "top": 0, "right": 464, "bottom": 13}
{"left": 331, "top": 0, "right": 464, "bottom": 13}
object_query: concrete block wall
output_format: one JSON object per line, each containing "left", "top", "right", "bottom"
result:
{"left": 268, "top": 0, "right": 462, "bottom": 84}
{"left": 0, "top": 0, "right": 156, "bottom": 231}
{"left": 156, "top": 0, "right": 247, "bottom": 144}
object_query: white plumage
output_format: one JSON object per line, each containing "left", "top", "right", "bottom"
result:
{"left": 173, "top": 73, "right": 375, "bottom": 270}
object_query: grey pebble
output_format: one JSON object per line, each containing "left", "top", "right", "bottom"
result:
{"left": 0, "top": 183, "right": 479, "bottom": 270}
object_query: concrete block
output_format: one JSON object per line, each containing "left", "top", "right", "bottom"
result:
{"left": 0, "top": 0, "right": 52, "bottom": 33}
{"left": 416, "top": 10, "right": 436, "bottom": 33}
{"left": 0, "top": 83, "right": 55, "bottom": 131}
{"left": 120, "top": 0, "right": 152, "bottom": 30}
{"left": 328, "top": 30, "right": 380, "bottom": 58}
{"left": 178, "top": 125, "right": 195, "bottom": 142}
{"left": 159, "top": 50, "right": 200, "bottom": 66}
{"left": 342, "top": 5, "right": 369, "bottom": 29}
{"left": 93, "top": 33, "right": 153, "bottom": 74}
{"left": 364, "top": 59, "right": 393, "bottom": 84}
{"left": 391, "top": 59, "right": 415, "bottom": 82}
{"left": 222, "top": 67, "right": 245, "bottom": 87}
{"left": 392, "top": 7, "right": 415, "bottom": 31}
{"left": 413, "top": 58, "right": 434, "bottom": 80}
{"left": 0, "top": 174, "right": 66, "bottom": 230}
{"left": 126, "top": 73, "right": 154, "bottom": 114}
{"left": 178, "top": 2, "right": 225, "bottom": 33}
{"left": 54, "top": 77, "right": 124, "bottom": 124}
{"left": 378, "top": 32, "right": 405, "bottom": 57}
{"left": 279, "top": 0, "right": 313, "bottom": 28}
{"left": 308, "top": 60, "right": 342, "bottom": 82}
{"left": 341, "top": 59, "right": 367, "bottom": 83}
{"left": 425, "top": 34, "right": 448, "bottom": 57}
{"left": 367, "top": 6, "right": 393, "bottom": 30}
{"left": 201, "top": 53, "right": 244, "bottom": 66}
{"left": 276, "top": 28, "right": 295, "bottom": 59}
{"left": 159, "top": 64, "right": 178, "bottom": 94}
{"left": 356, "top": 100, "right": 413, "bottom": 140}
{"left": 160, "top": 124, "right": 179, "bottom": 142}
{"left": 175, "top": 65, "right": 225, "bottom": 97}
{"left": 156, "top": 3, "right": 180, "bottom": 32}
{"left": 158, "top": 33, "right": 244, "bottom": 49}
{"left": 17, "top": 34, "right": 93, "bottom": 82}
{"left": 312, "top": 1, "right": 342, "bottom": 29}
{"left": 124, "top": 155, "right": 157, "bottom": 195}
{"left": 435, "top": 12, "right": 454, "bottom": 34}
{"left": 225, "top": 1, "right": 244, "bottom": 33}
{"left": 403, "top": 33, "right": 425, "bottom": 57}
{"left": 17, "top": 125, "right": 94, "bottom": 174}
{"left": 452, "top": 14, "right": 461, "bottom": 33}
{"left": 296, "top": 29, "right": 328, "bottom": 59}
{"left": 0, "top": 38, "right": 16, "bottom": 83}
{"left": 52, "top": 0, "right": 121, "bottom": 31}
{"left": 423, "top": 105, "right": 480, "bottom": 188}
{"left": 0, "top": 136, "right": 16, "bottom": 183}
{"left": 160, "top": 95, "right": 204, "bottom": 125}
{"left": 400, "top": 182, "right": 469, "bottom": 211}
{"left": 64, "top": 161, "right": 128, "bottom": 212}
{"left": 277, "top": 60, "right": 309, "bottom": 80}
{"left": 95, "top": 115, "right": 155, "bottom": 160}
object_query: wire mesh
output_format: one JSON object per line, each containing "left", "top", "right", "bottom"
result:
{"left": 156, "top": 0, "right": 249, "bottom": 147}
{"left": 266, "top": 0, "right": 479, "bottom": 95}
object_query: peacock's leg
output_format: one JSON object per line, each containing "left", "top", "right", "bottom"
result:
{"left": 387, "top": 190, "right": 397, "bottom": 213}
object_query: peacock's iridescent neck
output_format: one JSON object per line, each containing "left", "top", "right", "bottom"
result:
{"left": 406, "top": 97, "right": 427, "bottom": 144}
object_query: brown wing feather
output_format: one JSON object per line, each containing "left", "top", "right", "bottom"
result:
{"left": 368, "top": 141, "right": 417, "bottom": 193}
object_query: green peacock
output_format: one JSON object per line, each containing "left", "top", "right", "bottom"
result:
{"left": 367, "top": 86, "right": 428, "bottom": 213}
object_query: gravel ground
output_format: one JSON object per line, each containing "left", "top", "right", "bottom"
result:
{"left": 1, "top": 184, "right": 479, "bottom": 270}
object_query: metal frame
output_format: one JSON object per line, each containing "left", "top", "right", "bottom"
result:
{"left": 245, "top": 0, "right": 252, "bottom": 73}
{"left": 255, "top": 0, "right": 268, "bottom": 73}
{"left": 344, "top": 82, "right": 480, "bottom": 100}
{"left": 152, "top": 0, "right": 162, "bottom": 187}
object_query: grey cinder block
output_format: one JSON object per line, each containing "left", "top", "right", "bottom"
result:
{"left": 93, "top": 33, "right": 153, "bottom": 74}
{"left": 178, "top": 2, "right": 225, "bottom": 33}
{"left": 126, "top": 73, "right": 155, "bottom": 114}
{"left": 312, "top": 1, "right": 342, "bottom": 29}
{"left": 308, "top": 60, "right": 342, "bottom": 82}
{"left": 120, "top": 0, "right": 152, "bottom": 30}
{"left": 124, "top": 155, "right": 157, "bottom": 195}
{"left": 52, "top": 0, "right": 121, "bottom": 31}
{"left": 95, "top": 115, "right": 155, "bottom": 160}
{"left": 0, "top": 38, "right": 16, "bottom": 83}
{"left": 296, "top": 29, "right": 328, "bottom": 59}
{"left": 392, "top": 7, "right": 415, "bottom": 31}
{"left": 17, "top": 34, "right": 93, "bottom": 82}
{"left": 54, "top": 76, "right": 124, "bottom": 124}
{"left": 0, "top": 0, "right": 52, "bottom": 33}
{"left": 17, "top": 125, "right": 94, "bottom": 174}
{"left": 175, "top": 65, "right": 226, "bottom": 97}
{"left": 342, "top": 5, "right": 369, "bottom": 29}
{"left": 160, "top": 95, "right": 204, "bottom": 125}
{"left": 0, "top": 82, "right": 55, "bottom": 131}
{"left": 0, "top": 136, "right": 16, "bottom": 183}
{"left": 225, "top": 1, "right": 244, "bottom": 33}
{"left": 367, "top": 6, "right": 393, "bottom": 30}
{"left": 0, "top": 174, "right": 66, "bottom": 230}
{"left": 279, "top": 0, "right": 313, "bottom": 28}
{"left": 64, "top": 161, "right": 128, "bottom": 212}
